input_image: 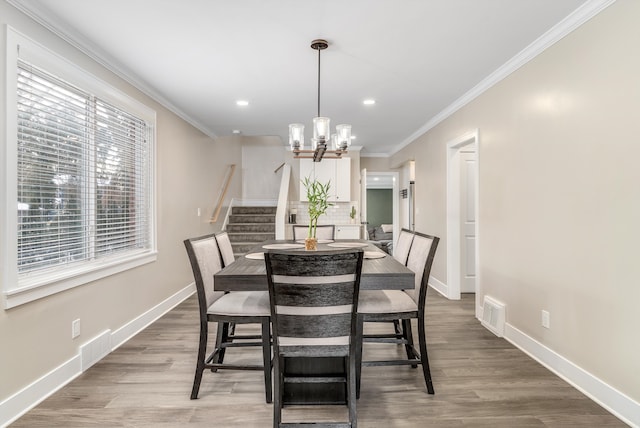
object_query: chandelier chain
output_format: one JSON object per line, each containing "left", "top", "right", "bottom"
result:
{"left": 317, "top": 46, "right": 321, "bottom": 117}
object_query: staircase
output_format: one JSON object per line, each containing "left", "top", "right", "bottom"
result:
{"left": 226, "top": 206, "right": 277, "bottom": 257}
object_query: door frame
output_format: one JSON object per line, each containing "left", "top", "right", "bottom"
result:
{"left": 446, "top": 130, "right": 480, "bottom": 314}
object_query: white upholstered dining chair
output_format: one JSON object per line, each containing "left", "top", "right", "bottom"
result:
{"left": 393, "top": 228, "right": 415, "bottom": 265}
{"left": 215, "top": 231, "right": 235, "bottom": 267}
{"left": 355, "top": 231, "right": 439, "bottom": 397}
{"left": 184, "top": 234, "right": 272, "bottom": 402}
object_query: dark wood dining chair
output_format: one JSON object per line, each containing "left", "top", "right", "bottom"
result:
{"left": 184, "top": 234, "right": 272, "bottom": 403}
{"left": 215, "top": 231, "right": 235, "bottom": 267}
{"left": 393, "top": 228, "right": 415, "bottom": 265}
{"left": 265, "top": 248, "right": 364, "bottom": 427}
{"left": 214, "top": 230, "right": 255, "bottom": 362}
{"left": 355, "top": 231, "right": 439, "bottom": 397}
{"left": 363, "top": 228, "right": 416, "bottom": 354}
{"left": 292, "top": 224, "right": 335, "bottom": 240}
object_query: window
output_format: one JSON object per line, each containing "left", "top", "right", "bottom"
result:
{"left": 3, "top": 28, "right": 156, "bottom": 308}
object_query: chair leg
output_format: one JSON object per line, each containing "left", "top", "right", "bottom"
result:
{"left": 228, "top": 322, "right": 236, "bottom": 337}
{"left": 273, "top": 354, "right": 283, "bottom": 427}
{"left": 348, "top": 353, "right": 358, "bottom": 427}
{"left": 402, "top": 319, "right": 418, "bottom": 368}
{"left": 417, "top": 317, "right": 435, "bottom": 394}
{"left": 261, "top": 319, "right": 273, "bottom": 403}
{"left": 355, "top": 315, "right": 364, "bottom": 399}
{"left": 393, "top": 319, "right": 403, "bottom": 339}
{"left": 191, "top": 323, "right": 208, "bottom": 399}
{"left": 212, "top": 322, "right": 229, "bottom": 371}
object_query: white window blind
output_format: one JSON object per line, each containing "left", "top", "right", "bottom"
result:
{"left": 16, "top": 60, "right": 151, "bottom": 275}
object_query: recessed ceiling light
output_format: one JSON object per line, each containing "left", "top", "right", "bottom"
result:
{"left": 232, "top": 130, "right": 241, "bottom": 134}
{"left": 236, "top": 100, "right": 249, "bottom": 106}
{"left": 363, "top": 99, "right": 376, "bottom": 105}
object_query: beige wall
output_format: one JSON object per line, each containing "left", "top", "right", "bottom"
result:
{"left": 0, "top": 2, "right": 241, "bottom": 403}
{"left": 361, "top": 156, "right": 391, "bottom": 171}
{"left": 391, "top": 0, "right": 640, "bottom": 403}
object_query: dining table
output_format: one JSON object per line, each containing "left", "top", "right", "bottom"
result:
{"left": 214, "top": 239, "right": 414, "bottom": 292}
{"left": 213, "top": 239, "right": 415, "bottom": 405}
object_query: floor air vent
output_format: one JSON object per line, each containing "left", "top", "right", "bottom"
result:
{"left": 80, "top": 330, "right": 112, "bottom": 372}
{"left": 481, "top": 296, "right": 505, "bottom": 337}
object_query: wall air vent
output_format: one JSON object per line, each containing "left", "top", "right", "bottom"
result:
{"left": 80, "top": 330, "right": 112, "bottom": 372}
{"left": 481, "top": 296, "right": 506, "bottom": 337}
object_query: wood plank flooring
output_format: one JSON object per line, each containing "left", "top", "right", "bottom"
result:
{"left": 11, "top": 289, "right": 626, "bottom": 427}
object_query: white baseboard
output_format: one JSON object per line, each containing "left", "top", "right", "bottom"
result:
{"left": 0, "top": 283, "right": 195, "bottom": 428}
{"left": 0, "top": 355, "right": 81, "bottom": 428}
{"left": 428, "top": 275, "right": 448, "bottom": 298}
{"left": 504, "top": 323, "right": 639, "bottom": 427}
{"left": 111, "top": 284, "right": 194, "bottom": 350}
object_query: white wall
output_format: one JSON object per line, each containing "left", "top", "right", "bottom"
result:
{"left": 391, "top": 0, "right": 640, "bottom": 421}
{"left": 240, "top": 136, "right": 285, "bottom": 200}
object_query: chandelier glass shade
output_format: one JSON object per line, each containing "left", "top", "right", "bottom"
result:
{"left": 289, "top": 39, "right": 352, "bottom": 162}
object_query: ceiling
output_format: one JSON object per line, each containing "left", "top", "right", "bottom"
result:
{"left": 11, "top": 0, "right": 589, "bottom": 156}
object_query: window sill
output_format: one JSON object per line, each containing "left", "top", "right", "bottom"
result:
{"left": 4, "top": 250, "right": 157, "bottom": 309}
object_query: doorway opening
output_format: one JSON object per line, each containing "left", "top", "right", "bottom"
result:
{"left": 362, "top": 170, "right": 399, "bottom": 247}
{"left": 446, "top": 130, "right": 480, "bottom": 317}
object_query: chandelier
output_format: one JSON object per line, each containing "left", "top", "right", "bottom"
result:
{"left": 289, "top": 39, "right": 352, "bottom": 162}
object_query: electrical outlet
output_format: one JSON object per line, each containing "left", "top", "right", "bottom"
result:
{"left": 541, "top": 310, "right": 550, "bottom": 329}
{"left": 197, "top": 208, "right": 201, "bottom": 217}
{"left": 72, "top": 318, "right": 81, "bottom": 339}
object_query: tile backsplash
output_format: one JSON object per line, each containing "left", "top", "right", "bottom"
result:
{"left": 289, "top": 201, "right": 359, "bottom": 225}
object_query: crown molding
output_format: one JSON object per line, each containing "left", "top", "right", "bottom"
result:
{"left": 390, "top": 0, "right": 617, "bottom": 156}
{"left": 6, "top": 0, "right": 218, "bottom": 139}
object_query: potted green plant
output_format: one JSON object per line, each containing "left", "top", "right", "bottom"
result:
{"left": 302, "top": 176, "right": 332, "bottom": 250}
{"left": 349, "top": 205, "right": 357, "bottom": 224}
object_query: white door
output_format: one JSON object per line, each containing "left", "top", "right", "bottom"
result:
{"left": 360, "top": 168, "right": 367, "bottom": 230}
{"left": 460, "top": 152, "right": 476, "bottom": 293}
{"left": 446, "top": 130, "right": 478, "bottom": 302}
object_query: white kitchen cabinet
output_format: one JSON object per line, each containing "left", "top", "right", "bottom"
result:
{"left": 335, "top": 225, "right": 362, "bottom": 239}
{"left": 300, "top": 158, "right": 350, "bottom": 202}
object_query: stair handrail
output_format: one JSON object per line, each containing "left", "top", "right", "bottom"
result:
{"left": 275, "top": 163, "right": 291, "bottom": 240}
{"left": 210, "top": 164, "right": 236, "bottom": 224}
{"left": 220, "top": 198, "right": 236, "bottom": 231}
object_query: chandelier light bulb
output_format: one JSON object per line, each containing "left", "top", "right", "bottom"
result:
{"left": 313, "top": 117, "right": 330, "bottom": 142}
{"left": 336, "top": 124, "right": 351, "bottom": 150}
{"left": 289, "top": 123, "right": 305, "bottom": 150}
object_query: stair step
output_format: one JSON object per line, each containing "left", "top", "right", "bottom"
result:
{"left": 229, "top": 214, "right": 276, "bottom": 224}
{"left": 227, "top": 223, "right": 275, "bottom": 233}
{"left": 231, "top": 243, "right": 259, "bottom": 254}
{"left": 227, "top": 223, "right": 276, "bottom": 233}
{"left": 232, "top": 206, "right": 277, "bottom": 215}
{"left": 225, "top": 206, "right": 276, "bottom": 256}
{"left": 228, "top": 232, "right": 275, "bottom": 242}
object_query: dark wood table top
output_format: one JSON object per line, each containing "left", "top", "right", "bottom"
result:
{"left": 215, "top": 239, "right": 414, "bottom": 292}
